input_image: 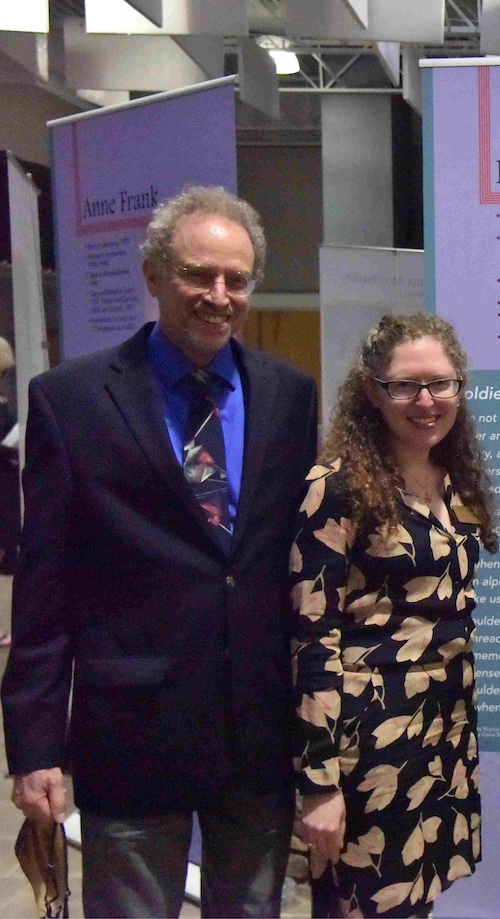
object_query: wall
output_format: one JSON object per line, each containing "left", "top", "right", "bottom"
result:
{"left": 0, "top": 84, "right": 83, "bottom": 167}
{"left": 322, "top": 93, "right": 394, "bottom": 247}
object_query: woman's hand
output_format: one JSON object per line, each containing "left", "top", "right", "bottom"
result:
{"left": 301, "top": 790, "right": 346, "bottom": 863}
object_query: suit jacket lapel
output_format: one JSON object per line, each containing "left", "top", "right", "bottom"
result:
{"left": 232, "top": 343, "right": 279, "bottom": 550}
{"left": 104, "top": 325, "right": 226, "bottom": 547}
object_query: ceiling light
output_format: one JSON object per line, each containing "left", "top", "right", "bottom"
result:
{"left": 256, "top": 35, "right": 300, "bottom": 76}
{"left": 268, "top": 50, "right": 300, "bottom": 74}
{"left": 0, "top": 0, "right": 48, "bottom": 32}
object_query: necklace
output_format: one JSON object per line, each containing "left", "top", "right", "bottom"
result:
{"left": 403, "top": 467, "right": 433, "bottom": 503}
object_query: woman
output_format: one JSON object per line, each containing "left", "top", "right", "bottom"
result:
{"left": 291, "top": 314, "right": 497, "bottom": 919}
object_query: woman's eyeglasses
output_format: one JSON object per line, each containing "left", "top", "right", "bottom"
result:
{"left": 372, "top": 378, "right": 463, "bottom": 400}
{"left": 174, "top": 264, "right": 256, "bottom": 298}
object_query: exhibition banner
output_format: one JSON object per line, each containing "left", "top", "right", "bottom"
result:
{"left": 320, "top": 245, "right": 423, "bottom": 431}
{"left": 7, "top": 152, "right": 49, "bottom": 468}
{"left": 423, "top": 59, "right": 500, "bottom": 918}
{"left": 48, "top": 76, "right": 237, "bottom": 360}
{"left": 422, "top": 60, "right": 500, "bottom": 754}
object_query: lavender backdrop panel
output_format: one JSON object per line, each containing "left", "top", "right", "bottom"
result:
{"left": 49, "top": 79, "right": 237, "bottom": 360}
{"left": 431, "top": 65, "right": 500, "bottom": 370}
{"left": 423, "top": 62, "right": 500, "bottom": 918}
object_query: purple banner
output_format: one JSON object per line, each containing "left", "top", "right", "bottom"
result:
{"left": 49, "top": 78, "right": 237, "bottom": 360}
{"left": 423, "top": 60, "right": 500, "bottom": 918}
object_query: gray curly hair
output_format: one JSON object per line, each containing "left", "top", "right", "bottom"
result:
{"left": 140, "top": 185, "right": 266, "bottom": 283}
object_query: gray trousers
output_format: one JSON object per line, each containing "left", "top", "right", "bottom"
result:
{"left": 81, "top": 787, "right": 295, "bottom": 918}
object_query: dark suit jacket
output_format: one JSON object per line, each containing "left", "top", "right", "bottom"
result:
{"left": 2, "top": 324, "right": 317, "bottom": 816}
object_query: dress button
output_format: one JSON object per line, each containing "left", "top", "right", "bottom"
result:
{"left": 225, "top": 575, "right": 235, "bottom": 588}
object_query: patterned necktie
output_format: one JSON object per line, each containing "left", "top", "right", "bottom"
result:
{"left": 183, "top": 369, "right": 232, "bottom": 552}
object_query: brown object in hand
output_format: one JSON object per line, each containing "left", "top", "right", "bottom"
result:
{"left": 15, "top": 819, "right": 70, "bottom": 918}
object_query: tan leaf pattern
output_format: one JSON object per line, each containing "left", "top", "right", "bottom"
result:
{"left": 426, "top": 870, "right": 442, "bottom": 903}
{"left": 471, "top": 812, "right": 481, "bottom": 860}
{"left": 358, "top": 826, "right": 385, "bottom": 855}
{"left": 463, "top": 659, "right": 473, "bottom": 688}
{"left": 371, "top": 668, "right": 385, "bottom": 708}
{"left": 372, "top": 714, "right": 414, "bottom": 749}
{"left": 346, "top": 564, "right": 366, "bottom": 595}
{"left": 428, "top": 755, "right": 443, "bottom": 778}
{"left": 422, "top": 816, "right": 441, "bottom": 843}
{"left": 289, "top": 541, "right": 303, "bottom": 574}
{"left": 298, "top": 689, "right": 341, "bottom": 729}
{"left": 410, "top": 873, "right": 425, "bottom": 905}
{"left": 406, "top": 776, "right": 436, "bottom": 811}
{"left": 304, "top": 756, "right": 340, "bottom": 787}
{"left": 291, "top": 465, "right": 481, "bottom": 917}
{"left": 403, "top": 576, "right": 442, "bottom": 602}
{"left": 339, "top": 742, "right": 360, "bottom": 777}
{"left": 371, "top": 881, "right": 414, "bottom": 912}
{"left": 429, "top": 528, "right": 451, "bottom": 560}
{"left": 422, "top": 713, "right": 444, "bottom": 747}
{"left": 300, "top": 475, "right": 326, "bottom": 517}
{"left": 453, "top": 812, "right": 469, "bottom": 844}
{"left": 392, "top": 617, "right": 437, "bottom": 663}
{"left": 438, "top": 637, "right": 467, "bottom": 664}
{"left": 344, "top": 670, "right": 371, "bottom": 698}
{"left": 457, "top": 540, "right": 470, "bottom": 580}
{"left": 404, "top": 667, "right": 430, "bottom": 699}
{"left": 357, "top": 764, "right": 403, "bottom": 812}
{"left": 447, "top": 854, "right": 472, "bottom": 881}
{"left": 449, "top": 759, "right": 469, "bottom": 799}
{"left": 314, "top": 516, "right": 356, "bottom": 554}
{"left": 366, "top": 525, "right": 416, "bottom": 563}
{"left": 407, "top": 710, "right": 424, "bottom": 739}
{"left": 348, "top": 589, "right": 392, "bottom": 627}
{"left": 437, "top": 571, "right": 454, "bottom": 601}
{"left": 341, "top": 842, "right": 376, "bottom": 869}
{"left": 402, "top": 824, "right": 425, "bottom": 866}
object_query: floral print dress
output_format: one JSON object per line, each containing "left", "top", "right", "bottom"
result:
{"left": 291, "top": 462, "right": 482, "bottom": 919}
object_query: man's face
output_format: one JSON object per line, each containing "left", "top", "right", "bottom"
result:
{"left": 143, "top": 212, "right": 255, "bottom": 367}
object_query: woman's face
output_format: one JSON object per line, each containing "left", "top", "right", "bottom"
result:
{"left": 367, "top": 335, "right": 462, "bottom": 460}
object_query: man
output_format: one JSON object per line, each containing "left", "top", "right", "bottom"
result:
{"left": 2, "top": 186, "right": 318, "bottom": 918}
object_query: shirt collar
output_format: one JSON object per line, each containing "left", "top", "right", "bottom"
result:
{"left": 147, "top": 322, "right": 237, "bottom": 391}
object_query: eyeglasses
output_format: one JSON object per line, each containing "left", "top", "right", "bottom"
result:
{"left": 372, "top": 378, "right": 463, "bottom": 400}
{"left": 174, "top": 264, "right": 256, "bottom": 298}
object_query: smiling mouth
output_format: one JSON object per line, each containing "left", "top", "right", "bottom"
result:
{"left": 407, "top": 416, "right": 439, "bottom": 427}
{"left": 196, "top": 311, "right": 231, "bottom": 326}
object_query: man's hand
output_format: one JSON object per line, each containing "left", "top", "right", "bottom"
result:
{"left": 301, "top": 790, "right": 346, "bottom": 863}
{"left": 12, "top": 768, "right": 67, "bottom": 823}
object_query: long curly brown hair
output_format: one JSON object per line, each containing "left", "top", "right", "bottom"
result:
{"left": 321, "top": 313, "right": 498, "bottom": 552}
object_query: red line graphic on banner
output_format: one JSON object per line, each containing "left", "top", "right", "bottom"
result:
{"left": 72, "top": 121, "right": 150, "bottom": 238}
{"left": 478, "top": 67, "right": 500, "bottom": 204}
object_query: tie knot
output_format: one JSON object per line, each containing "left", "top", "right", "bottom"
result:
{"left": 186, "top": 369, "right": 230, "bottom": 400}
{"left": 189, "top": 369, "right": 213, "bottom": 390}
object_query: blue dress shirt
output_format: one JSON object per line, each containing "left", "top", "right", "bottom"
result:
{"left": 147, "top": 323, "right": 245, "bottom": 532}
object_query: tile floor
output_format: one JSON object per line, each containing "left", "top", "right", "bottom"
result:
{"left": 0, "top": 574, "right": 311, "bottom": 918}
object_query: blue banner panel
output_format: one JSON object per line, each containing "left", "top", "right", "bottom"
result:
{"left": 423, "top": 60, "right": 500, "bottom": 918}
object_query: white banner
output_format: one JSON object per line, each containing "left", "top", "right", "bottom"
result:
{"left": 7, "top": 152, "right": 49, "bottom": 470}
{"left": 320, "top": 245, "right": 424, "bottom": 431}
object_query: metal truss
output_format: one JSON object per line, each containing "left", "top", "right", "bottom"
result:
{"left": 271, "top": 0, "right": 482, "bottom": 92}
